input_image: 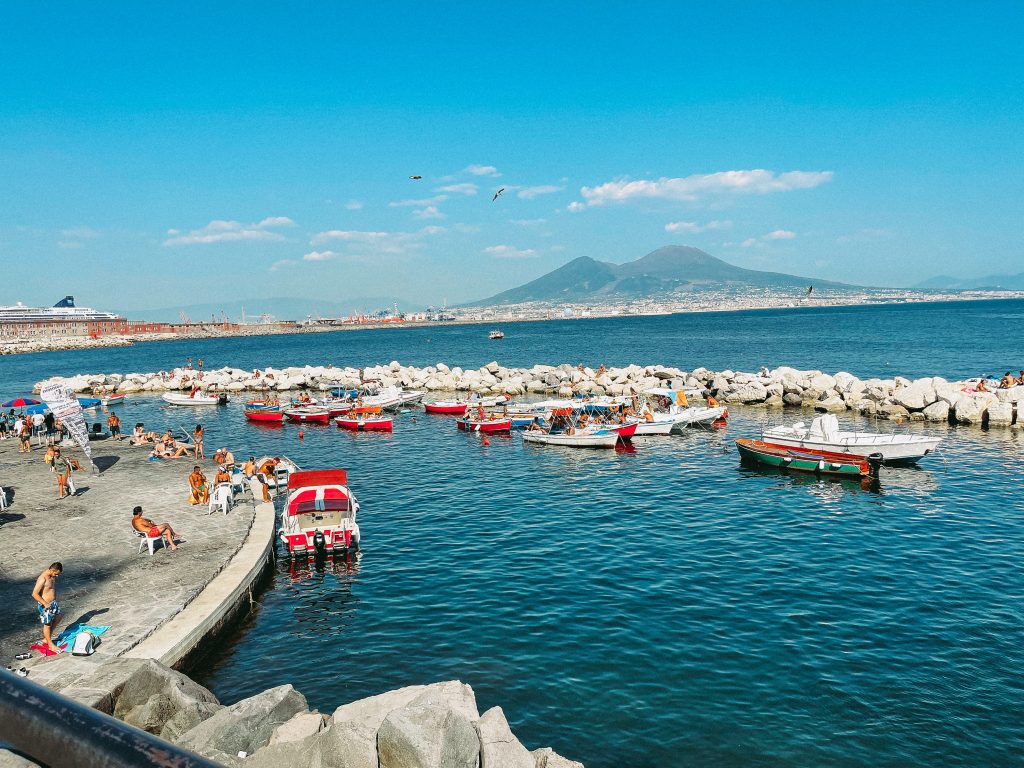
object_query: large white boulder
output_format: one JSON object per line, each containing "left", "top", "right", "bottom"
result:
{"left": 893, "top": 378, "right": 935, "bottom": 411}
{"left": 987, "top": 401, "right": 1014, "bottom": 426}
{"left": 378, "top": 706, "right": 479, "bottom": 768}
{"left": 475, "top": 707, "right": 534, "bottom": 768}
{"left": 725, "top": 381, "right": 768, "bottom": 404}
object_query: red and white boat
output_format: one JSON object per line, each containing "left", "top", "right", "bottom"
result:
{"left": 456, "top": 417, "right": 513, "bottom": 433}
{"left": 100, "top": 393, "right": 127, "bottom": 407}
{"left": 320, "top": 398, "right": 355, "bottom": 416}
{"left": 606, "top": 420, "right": 639, "bottom": 441}
{"left": 424, "top": 400, "right": 469, "bottom": 415}
{"left": 245, "top": 409, "right": 284, "bottom": 424}
{"left": 284, "top": 406, "right": 331, "bottom": 424}
{"left": 278, "top": 469, "right": 361, "bottom": 558}
{"left": 335, "top": 406, "right": 393, "bottom": 431}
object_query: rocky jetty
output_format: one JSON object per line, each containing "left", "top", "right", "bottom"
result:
{"left": 36, "top": 361, "right": 1024, "bottom": 427}
{"left": 40, "top": 657, "right": 582, "bottom": 768}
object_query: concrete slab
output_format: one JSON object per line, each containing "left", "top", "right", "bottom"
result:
{"left": 0, "top": 432, "right": 255, "bottom": 681}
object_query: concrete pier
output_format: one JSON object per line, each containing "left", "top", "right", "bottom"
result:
{"left": 0, "top": 432, "right": 265, "bottom": 688}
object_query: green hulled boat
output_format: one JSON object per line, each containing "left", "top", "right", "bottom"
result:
{"left": 736, "top": 439, "right": 881, "bottom": 478}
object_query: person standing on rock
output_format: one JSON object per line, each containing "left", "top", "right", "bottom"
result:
{"left": 193, "top": 424, "right": 205, "bottom": 458}
{"left": 53, "top": 448, "right": 74, "bottom": 499}
{"left": 32, "top": 562, "right": 63, "bottom": 654}
{"left": 43, "top": 410, "right": 56, "bottom": 445}
{"left": 107, "top": 411, "right": 121, "bottom": 440}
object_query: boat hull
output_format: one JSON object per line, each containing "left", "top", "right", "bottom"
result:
{"left": 285, "top": 409, "right": 330, "bottom": 423}
{"left": 457, "top": 418, "right": 512, "bottom": 433}
{"left": 522, "top": 431, "right": 619, "bottom": 448}
{"left": 335, "top": 416, "right": 393, "bottom": 431}
{"left": 246, "top": 410, "right": 284, "bottom": 423}
{"left": 100, "top": 394, "right": 127, "bottom": 407}
{"left": 424, "top": 401, "right": 468, "bottom": 415}
{"left": 162, "top": 393, "right": 228, "bottom": 406}
{"left": 736, "top": 439, "right": 871, "bottom": 476}
{"left": 759, "top": 433, "right": 941, "bottom": 463}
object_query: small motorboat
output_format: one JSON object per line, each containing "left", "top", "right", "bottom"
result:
{"left": 424, "top": 400, "right": 469, "bottom": 415}
{"left": 162, "top": 391, "right": 229, "bottom": 406}
{"left": 761, "top": 415, "right": 942, "bottom": 464}
{"left": 100, "top": 393, "right": 127, "bottom": 407}
{"left": 244, "top": 399, "right": 280, "bottom": 410}
{"left": 278, "top": 469, "right": 361, "bottom": 558}
{"left": 605, "top": 420, "right": 639, "bottom": 441}
{"left": 77, "top": 397, "right": 102, "bottom": 411}
{"left": 736, "top": 438, "right": 883, "bottom": 478}
{"left": 245, "top": 409, "right": 285, "bottom": 424}
{"left": 489, "top": 329, "right": 504, "bottom": 340}
{"left": 319, "top": 398, "right": 355, "bottom": 416}
{"left": 336, "top": 406, "right": 393, "bottom": 431}
{"left": 456, "top": 417, "right": 512, "bottom": 433}
{"left": 522, "top": 427, "right": 619, "bottom": 449}
{"left": 284, "top": 406, "right": 331, "bottom": 424}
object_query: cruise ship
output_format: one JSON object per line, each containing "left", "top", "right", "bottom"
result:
{"left": 0, "top": 296, "right": 123, "bottom": 323}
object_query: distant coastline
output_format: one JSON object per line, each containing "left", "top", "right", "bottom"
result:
{"left": 2, "top": 289, "right": 1022, "bottom": 357}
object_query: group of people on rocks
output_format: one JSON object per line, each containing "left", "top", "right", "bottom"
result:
{"left": 974, "top": 371, "right": 1024, "bottom": 392}
{"left": 187, "top": 454, "right": 282, "bottom": 505}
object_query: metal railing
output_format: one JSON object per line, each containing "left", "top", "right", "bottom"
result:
{"left": 0, "top": 668, "right": 223, "bottom": 768}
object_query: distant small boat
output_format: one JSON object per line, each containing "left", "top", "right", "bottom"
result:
{"left": 284, "top": 406, "right": 330, "bottom": 424}
{"left": 245, "top": 409, "right": 285, "bottom": 424}
{"left": 336, "top": 405, "right": 393, "bottom": 431}
{"left": 489, "top": 329, "right": 504, "bottom": 340}
{"left": 162, "top": 391, "right": 228, "bottom": 406}
{"left": 100, "top": 393, "right": 127, "bottom": 407}
{"left": 424, "top": 400, "right": 469, "bottom": 415}
{"left": 456, "top": 417, "right": 512, "bottom": 433}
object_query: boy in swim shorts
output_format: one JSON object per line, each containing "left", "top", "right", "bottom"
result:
{"left": 32, "top": 562, "right": 63, "bottom": 653}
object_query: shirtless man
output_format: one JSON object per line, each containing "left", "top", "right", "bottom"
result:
{"left": 32, "top": 562, "right": 63, "bottom": 653}
{"left": 132, "top": 506, "right": 178, "bottom": 551}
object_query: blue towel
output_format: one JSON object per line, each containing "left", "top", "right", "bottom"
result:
{"left": 55, "top": 624, "right": 111, "bottom": 648}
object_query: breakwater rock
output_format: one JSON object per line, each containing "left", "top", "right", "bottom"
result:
{"left": 37, "top": 361, "right": 1024, "bottom": 427}
{"left": 49, "top": 657, "right": 582, "bottom": 768}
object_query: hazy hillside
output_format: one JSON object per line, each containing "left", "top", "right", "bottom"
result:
{"left": 913, "top": 273, "right": 1024, "bottom": 291}
{"left": 467, "top": 246, "right": 857, "bottom": 306}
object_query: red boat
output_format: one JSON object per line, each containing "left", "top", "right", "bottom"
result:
{"left": 335, "top": 405, "right": 393, "bottom": 432}
{"left": 424, "top": 400, "right": 468, "bottom": 415}
{"left": 279, "top": 469, "right": 361, "bottom": 557}
{"left": 245, "top": 409, "right": 285, "bottom": 423}
{"left": 456, "top": 417, "right": 513, "bottom": 433}
{"left": 607, "top": 420, "right": 639, "bottom": 441}
{"left": 284, "top": 407, "right": 330, "bottom": 424}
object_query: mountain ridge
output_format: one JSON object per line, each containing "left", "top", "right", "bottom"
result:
{"left": 466, "top": 246, "right": 859, "bottom": 306}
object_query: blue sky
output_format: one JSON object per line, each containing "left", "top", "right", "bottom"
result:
{"left": 1, "top": 3, "right": 1022, "bottom": 314}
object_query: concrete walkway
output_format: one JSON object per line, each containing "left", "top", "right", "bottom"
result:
{"left": 0, "top": 431, "right": 255, "bottom": 681}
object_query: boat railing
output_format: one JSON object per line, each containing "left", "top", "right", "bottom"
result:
{"left": 0, "top": 668, "right": 223, "bottom": 767}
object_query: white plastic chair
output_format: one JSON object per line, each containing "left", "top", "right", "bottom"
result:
{"left": 0, "top": 486, "right": 7, "bottom": 511}
{"left": 208, "top": 482, "right": 233, "bottom": 515}
{"left": 134, "top": 529, "right": 164, "bottom": 555}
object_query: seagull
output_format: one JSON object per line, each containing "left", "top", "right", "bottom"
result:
{"left": 409, "top": 175, "right": 422, "bottom": 180}
{"left": 491, "top": 188, "right": 505, "bottom": 202}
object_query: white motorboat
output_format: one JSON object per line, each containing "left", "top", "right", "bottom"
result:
{"left": 642, "top": 388, "right": 727, "bottom": 429}
{"left": 521, "top": 407, "right": 620, "bottom": 448}
{"left": 278, "top": 469, "right": 361, "bottom": 557}
{"left": 162, "top": 391, "right": 229, "bottom": 406}
{"left": 761, "top": 414, "right": 942, "bottom": 464}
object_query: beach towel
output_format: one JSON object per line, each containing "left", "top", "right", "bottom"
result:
{"left": 30, "top": 624, "right": 110, "bottom": 656}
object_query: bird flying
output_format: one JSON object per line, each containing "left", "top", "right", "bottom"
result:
{"left": 492, "top": 188, "right": 505, "bottom": 202}
{"left": 409, "top": 175, "right": 422, "bottom": 180}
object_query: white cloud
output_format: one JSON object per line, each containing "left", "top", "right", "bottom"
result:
{"left": 310, "top": 226, "right": 445, "bottom": 255}
{"left": 578, "top": 170, "right": 833, "bottom": 208}
{"left": 413, "top": 206, "right": 445, "bottom": 220}
{"left": 517, "top": 185, "right": 564, "bottom": 200}
{"left": 303, "top": 250, "right": 338, "bottom": 261}
{"left": 740, "top": 238, "right": 760, "bottom": 248}
{"left": 270, "top": 259, "right": 296, "bottom": 272}
{"left": 164, "top": 216, "right": 294, "bottom": 246}
{"left": 257, "top": 216, "right": 295, "bottom": 228}
{"left": 764, "top": 229, "right": 796, "bottom": 240}
{"left": 466, "top": 164, "right": 500, "bottom": 177}
{"left": 345, "top": 200, "right": 364, "bottom": 210}
{"left": 437, "top": 183, "right": 478, "bottom": 195}
{"left": 389, "top": 195, "right": 448, "bottom": 208}
{"left": 485, "top": 244, "right": 538, "bottom": 259}
{"left": 566, "top": 201, "right": 586, "bottom": 213}
{"left": 665, "top": 219, "right": 732, "bottom": 234}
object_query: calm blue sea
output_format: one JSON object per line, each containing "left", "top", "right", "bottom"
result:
{"left": 3, "top": 299, "right": 1023, "bottom": 767}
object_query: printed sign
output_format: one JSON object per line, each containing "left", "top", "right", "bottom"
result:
{"left": 39, "top": 381, "right": 93, "bottom": 465}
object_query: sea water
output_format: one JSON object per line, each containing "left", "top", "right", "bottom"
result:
{"left": 2, "top": 299, "right": 1023, "bottom": 767}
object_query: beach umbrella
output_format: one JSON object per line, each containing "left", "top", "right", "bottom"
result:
{"left": 2, "top": 397, "right": 41, "bottom": 408}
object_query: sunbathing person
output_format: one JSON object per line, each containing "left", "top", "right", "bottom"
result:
{"left": 1000, "top": 371, "right": 1016, "bottom": 389}
{"left": 188, "top": 466, "right": 210, "bottom": 505}
{"left": 976, "top": 376, "right": 990, "bottom": 392}
{"left": 159, "top": 434, "right": 190, "bottom": 458}
{"left": 132, "top": 506, "right": 178, "bottom": 551}
{"left": 214, "top": 465, "right": 232, "bottom": 485}
{"left": 242, "top": 456, "right": 257, "bottom": 478}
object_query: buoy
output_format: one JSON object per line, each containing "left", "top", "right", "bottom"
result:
{"left": 298, "top": 430, "right": 305, "bottom": 440}
{"left": 482, "top": 437, "right": 490, "bottom": 446}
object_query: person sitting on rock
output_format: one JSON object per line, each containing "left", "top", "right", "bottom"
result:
{"left": 188, "top": 466, "right": 209, "bottom": 505}
{"left": 999, "top": 371, "right": 1015, "bottom": 389}
{"left": 132, "top": 506, "right": 179, "bottom": 551}
{"left": 976, "top": 376, "right": 989, "bottom": 392}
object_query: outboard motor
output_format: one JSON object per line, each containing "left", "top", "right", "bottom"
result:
{"left": 217, "top": 393, "right": 229, "bottom": 405}
{"left": 866, "top": 452, "right": 884, "bottom": 480}
{"left": 312, "top": 529, "right": 328, "bottom": 556}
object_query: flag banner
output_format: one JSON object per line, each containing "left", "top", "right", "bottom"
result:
{"left": 39, "top": 381, "right": 93, "bottom": 464}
